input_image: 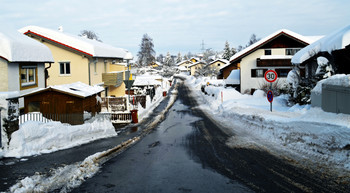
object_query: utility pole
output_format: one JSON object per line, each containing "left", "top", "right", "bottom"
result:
{"left": 200, "top": 40, "right": 206, "bottom": 53}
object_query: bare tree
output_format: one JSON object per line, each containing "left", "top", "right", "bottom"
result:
{"left": 79, "top": 30, "right": 102, "bottom": 42}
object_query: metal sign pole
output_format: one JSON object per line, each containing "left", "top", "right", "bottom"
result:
{"left": 270, "top": 83, "right": 272, "bottom": 112}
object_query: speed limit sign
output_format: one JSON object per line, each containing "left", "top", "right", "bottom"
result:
{"left": 264, "top": 70, "right": 278, "bottom": 83}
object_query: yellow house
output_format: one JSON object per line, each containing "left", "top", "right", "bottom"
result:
{"left": 188, "top": 61, "right": 206, "bottom": 76}
{"left": 208, "top": 59, "right": 229, "bottom": 71}
{"left": 19, "top": 26, "right": 130, "bottom": 97}
{"left": 176, "top": 60, "right": 193, "bottom": 73}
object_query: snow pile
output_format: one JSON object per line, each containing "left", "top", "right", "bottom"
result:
{"left": 4, "top": 117, "right": 117, "bottom": 158}
{"left": 0, "top": 29, "right": 54, "bottom": 62}
{"left": 133, "top": 74, "right": 162, "bottom": 86}
{"left": 292, "top": 25, "right": 350, "bottom": 64}
{"left": 312, "top": 74, "right": 350, "bottom": 95}
{"left": 185, "top": 76, "right": 350, "bottom": 172}
{"left": 9, "top": 151, "right": 102, "bottom": 193}
{"left": 225, "top": 69, "right": 240, "bottom": 85}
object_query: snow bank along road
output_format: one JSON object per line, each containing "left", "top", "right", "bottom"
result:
{"left": 0, "top": 81, "right": 178, "bottom": 192}
{"left": 75, "top": 79, "right": 347, "bottom": 192}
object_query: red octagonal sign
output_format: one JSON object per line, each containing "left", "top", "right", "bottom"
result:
{"left": 264, "top": 70, "right": 278, "bottom": 83}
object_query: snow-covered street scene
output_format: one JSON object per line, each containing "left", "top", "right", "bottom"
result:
{"left": 1, "top": 0, "right": 350, "bottom": 192}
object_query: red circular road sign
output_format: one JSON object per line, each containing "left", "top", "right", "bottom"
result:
{"left": 264, "top": 70, "right": 278, "bottom": 83}
{"left": 267, "top": 90, "right": 273, "bottom": 103}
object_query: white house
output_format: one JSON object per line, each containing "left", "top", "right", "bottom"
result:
{"left": 0, "top": 29, "right": 54, "bottom": 109}
{"left": 220, "top": 29, "right": 321, "bottom": 94}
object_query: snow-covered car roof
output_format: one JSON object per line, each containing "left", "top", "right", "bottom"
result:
{"left": 0, "top": 30, "right": 54, "bottom": 62}
{"left": 292, "top": 25, "right": 350, "bottom": 64}
{"left": 21, "top": 82, "right": 104, "bottom": 98}
{"left": 19, "top": 26, "right": 128, "bottom": 59}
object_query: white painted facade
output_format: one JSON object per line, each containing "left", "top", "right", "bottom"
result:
{"left": 240, "top": 48, "right": 289, "bottom": 93}
{"left": 2, "top": 61, "right": 46, "bottom": 108}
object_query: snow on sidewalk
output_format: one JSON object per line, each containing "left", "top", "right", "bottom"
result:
{"left": 184, "top": 75, "right": 350, "bottom": 172}
{"left": 2, "top": 117, "right": 117, "bottom": 158}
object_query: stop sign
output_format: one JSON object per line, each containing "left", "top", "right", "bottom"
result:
{"left": 264, "top": 70, "right": 278, "bottom": 83}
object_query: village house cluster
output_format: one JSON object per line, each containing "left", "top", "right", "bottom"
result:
{"left": 1, "top": 25, "right": 350, "bottom": 147}
{"left": 176, "top": 26, "right": 350, "bottom": 114}
{"left": 0, "top": 26, "right": 152, "bottom": 145}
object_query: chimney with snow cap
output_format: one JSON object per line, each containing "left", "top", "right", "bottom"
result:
{"left": 58, "top": 26, "right": 63, "bottom": 32}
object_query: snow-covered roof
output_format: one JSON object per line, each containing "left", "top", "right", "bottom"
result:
{"left": 222, "top": 29, "right": 320, "bottom": 70}
{"left": 133, "top": 76, "right": 162, "bottom": 86}
{"left": 21, "top": 82, "right": 104, "bottom": 98}
{"left": 225, "top": 69, "right": 240, "bottom": 85}
{"left": 188, "top": 61, "right": 205, "bottom": 68}
{"left": 177, "top": 66, "right": 188, "bottom": 71}
{"left": 0, "top": 30, "right": 54, "bottom": 62}
{"left": 292, "top": 25, "right": 350, "bottom": 64}
{"left": 209, "top": 58, "right": 229, "bottom": 65}
{"left": 176, "top": 60, "right": 191, "bottom": 66}
{"left": 19, "top": 26, "right": 128, "bottom": 59}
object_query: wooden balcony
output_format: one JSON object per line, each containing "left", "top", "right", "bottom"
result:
{"left": 256, "top": 58, "right": 292, "bottom": 67}
{"left": 102, "top": 71, "right": 124, "bottom": 86}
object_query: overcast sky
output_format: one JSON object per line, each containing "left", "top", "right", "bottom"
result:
{"left": 1, "top": 0, "right": 349, "bottom": 56}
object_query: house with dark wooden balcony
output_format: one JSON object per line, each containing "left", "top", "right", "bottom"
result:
{"left": 219, "top": 29, "right": 321, "bottom": 94}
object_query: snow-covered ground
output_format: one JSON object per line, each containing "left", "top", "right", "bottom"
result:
{"left": 5, "top": 75, "right": 177, "bottom": 193}
{"left": 184, "top": 75, "right": 350, "bottom": 176}
{"left": 0, "top": 73, "right": 173, "bottom": 159}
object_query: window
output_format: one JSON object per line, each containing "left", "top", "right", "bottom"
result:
{"left": 21, "top": 66, "right": 37, "bottom": 87}
{"left": 286, "top": 48, "right": 301, "bottom": 55}
{"left": 276, "top": 69, "right": 291, "bottom": 77}
{"left": 251, "top": 69, "right": 265, "bottom": 77}
{"left": 217, "top": 64, "right": 221, "bottom": 66}
{"left": 28, "top": 101, "right": 40, "bottom": 112}
{"left": 264, "top": 49, "right": 271, "bottom": 55}
{"left": 60, "top": 62, "right": 71, "bottom": 75}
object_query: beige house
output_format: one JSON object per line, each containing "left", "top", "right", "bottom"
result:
{"left": 220, "top": 29, "right": 321, "bottom": 94}
{"left": 208, "top": 59, "right": 228, "bottom": 71}
{"left": 19, "top": 26, "right": 130, "bottom": 97}
{"left": 189, "top": 61, "right": 206, "bottom": 76}
{"left": 0, "top": 30, "right": 54, "bottom": 108}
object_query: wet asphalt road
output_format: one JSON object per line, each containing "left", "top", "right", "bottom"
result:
{"left": 72, "top": 81, "right": 348, "bottom": 193}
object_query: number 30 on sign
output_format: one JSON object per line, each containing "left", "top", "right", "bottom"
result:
{"left": 264, "top": 70, "right": 278, "bottom": 83}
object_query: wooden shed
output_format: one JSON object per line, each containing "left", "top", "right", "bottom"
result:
{"left": 21, "top": 82, "right": 104, "bottom": 125}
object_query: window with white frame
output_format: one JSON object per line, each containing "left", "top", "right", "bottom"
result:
{"left": 21, "top": 66, "right": 36, "bottom": 87}
{"left": 59, "top": 62, "right": 71, "bottom": 75}
{"left": 286, "top": 48, "right": 301, "bottom": 55}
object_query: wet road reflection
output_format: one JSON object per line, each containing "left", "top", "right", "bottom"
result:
{"left": 72, "top": 93, "right": 252, "bottom": 193}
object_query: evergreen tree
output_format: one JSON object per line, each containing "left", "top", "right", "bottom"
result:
{"left": 222, "top": 41, "right": 232, "bottom": 60}
{"left": 231, "top": 47, "right": 237, "bottom": 56}
{"left": 137, "top": 34, "right": 156, "bottom": 66}
{"left": 164, "top": 52, "right": 172, "bottom": 67}
{"left": 246, "top": 34, "right": 260, "bottom": 47}
{"left": 176, "top": 52, "right": 182, "bottom": 63}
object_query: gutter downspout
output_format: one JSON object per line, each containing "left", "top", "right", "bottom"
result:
{"left": 88, "top": 58, "right": 92, "bottom": 86}
{"left": 45, "top": 63, "right": 52, "bottom": 88}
